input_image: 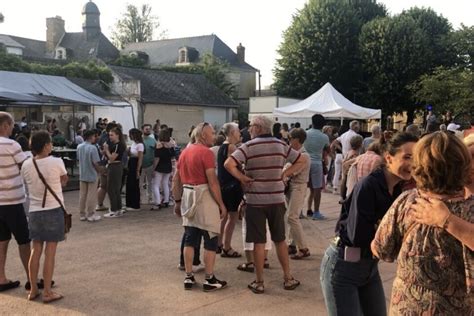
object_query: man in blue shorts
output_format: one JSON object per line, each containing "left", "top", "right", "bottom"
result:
{"left": 304, "top": 114, "right": 329, "bottom": 220}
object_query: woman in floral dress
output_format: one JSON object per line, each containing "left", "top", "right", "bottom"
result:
{"left": 372, "top": 132, "right": 473, "bottom": 315}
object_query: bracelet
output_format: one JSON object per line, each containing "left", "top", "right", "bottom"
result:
{"left": 440, "top": 213, "right": 452, "bottom": 230}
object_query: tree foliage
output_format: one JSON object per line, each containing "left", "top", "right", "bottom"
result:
{"left": 273, "top": 0, "right": 386, "bottom": 99}
{"left": 410, "top": 67, "right": 474, "bottom": 115}
{"left": 0, "top": 48, "right": 113, "bottom": 86}
{"left": 452, "top": 24, "right": 474, "bottom": 70}
{"left": 157, "top": 54, "right": 236, "bottom": 98}
{"left": 112, "top": 4, "right": 166, "bottom": 49}
{"left": 359, "top": 15, "right": 431, "bottom": 115}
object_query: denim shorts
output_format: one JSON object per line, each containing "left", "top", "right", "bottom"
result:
{"left": 28, "top": 207, "right": 65, "bottom": 242}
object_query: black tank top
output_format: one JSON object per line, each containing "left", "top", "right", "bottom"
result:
{"left": 217, "top": 144, "right": 239, "bottom": 186}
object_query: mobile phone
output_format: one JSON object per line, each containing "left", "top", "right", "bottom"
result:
{"left": 344, "top": 246, "right": 361, "bottom": 262}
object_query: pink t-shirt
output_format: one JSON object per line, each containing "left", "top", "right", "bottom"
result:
{"left": 177, "top": 144, "right": 215, "bottom": 185}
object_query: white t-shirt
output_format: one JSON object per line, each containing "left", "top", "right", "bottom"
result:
{"left": 337, "top": 129, "right": 358, "bottom": 157}
{"left": 130, "top": 142, "right": 144, "bottom": 157}
{"left": 21, "top": 156, "right": 67, "bottom": 212}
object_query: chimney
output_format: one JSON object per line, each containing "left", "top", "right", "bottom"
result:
{"left": 237, "top": 43, "right": 245, "bottom": 64}
{"left": 46, "top": 16, "right": 65, "bottom": 54}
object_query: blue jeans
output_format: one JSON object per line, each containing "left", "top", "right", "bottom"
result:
{"left": 320, "top": 244, "right": 386, "bottom": 316}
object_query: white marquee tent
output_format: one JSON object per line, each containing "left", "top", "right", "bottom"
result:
{"left": 273, "top": 82, "right": 381, "bottom": 122}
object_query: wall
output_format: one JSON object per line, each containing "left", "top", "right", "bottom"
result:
{"left": 249, "top": 96, "right": 300, "bottom": 115}
{"left": 93, "top": 105, "right": 135, "bottom": 134}
{"left": 227, "top": 68, "right": 256, "bottom": 99}
{"left": 143, "top": 103, "right": 231, "bottom": 144}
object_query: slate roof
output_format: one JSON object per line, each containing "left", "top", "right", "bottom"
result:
{"left": 67, "top": 77, "right": 116, "bottom": 98}
{"left": 58, "top": 33, "right": 119, "bottom": 62}
{"left": 123, "top": 34, "right": 257, "bottom": 72}
{"left": 0, "top": 35, "right": 47, "bottom": 58}
{"left": 109, "top": 65, "right": 237, "bottom": 108}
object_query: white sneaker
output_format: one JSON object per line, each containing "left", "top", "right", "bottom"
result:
{"left": 80, "top": 216, "right": 87, "bottom": 221}
{"left": 87, "top": 214, "right": 102, "bottom": 222}
{"left": 123, "top": 207, "right": 141, "bottom": 212}
{"left": 103, "top": 211, "right": 123, "bottom": 218}
{"left": 168, "top": 200, "right": 175, "bottom": 206}
{"left": 192, "top": 264, "right": 205, "bottom": 273}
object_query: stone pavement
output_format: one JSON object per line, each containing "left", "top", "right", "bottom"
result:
{"left": 1, "top": 190, "right": 396, "bottom": 315}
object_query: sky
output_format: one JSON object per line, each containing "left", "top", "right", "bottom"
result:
{"left": 1, "top": 0, "right": 473, "bottom": 87}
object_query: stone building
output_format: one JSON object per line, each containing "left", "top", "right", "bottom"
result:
{"left": 121, "top": 35, "right": 258, "bottom": 101}
{"left": 0, "top": 1, "right": 118, "bottom": 62}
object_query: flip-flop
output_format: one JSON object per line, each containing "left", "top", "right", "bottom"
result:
{"left": 0, "top": 280, "right": 20, "bottom": 292}
{"left": 43, "top": 292, "right": 63, "bottom": 304}
{"left": 28, "top": 292, "right": 41, "bottom": 301}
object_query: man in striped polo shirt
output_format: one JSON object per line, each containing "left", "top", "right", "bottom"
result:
{"left": 0, "top": 112, "right": 31, "bottom": 292}
{"left": 225, "top": 115, "right": 307, "bottom": 293}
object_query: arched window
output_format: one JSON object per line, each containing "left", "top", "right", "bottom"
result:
{"left": 179, "top": 49, "right": 187, "bottom": 63}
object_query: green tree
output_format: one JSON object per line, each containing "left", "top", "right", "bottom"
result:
{"left": 400, "top": 7, "right": 455, "bottom": 69}
{"left": 359, "top": 15, "right": 430, "bottom": 118}
{"left": 410, "top": 67, "right": 474, "bottom": 115}
{"left": 157, "top": 54, "right": 236, "bottom": 98}
{"left": 452, "top": 24, "right": 474, "bottom": 70}
{"left": 273, "top": 0, "right": 386, "bottom": 99}
{"left": 112, "top": 4, "right": 167, "bottom": 49}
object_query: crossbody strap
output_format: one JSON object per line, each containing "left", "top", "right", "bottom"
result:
{"left": 32, "top": 158, "right": 66, "bottom": 210}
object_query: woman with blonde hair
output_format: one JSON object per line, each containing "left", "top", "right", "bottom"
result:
{"left": 372, "top": 132, "right": 473, "bottom": 315}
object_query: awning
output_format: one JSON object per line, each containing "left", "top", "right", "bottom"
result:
{"left": 0, "top": 70, "right": 113, "bottom": 106}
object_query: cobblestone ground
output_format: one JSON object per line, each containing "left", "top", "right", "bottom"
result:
{"left": 1, "top": 190, "right": 396, "bottom": 315}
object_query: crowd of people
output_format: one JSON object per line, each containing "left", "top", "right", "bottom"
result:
{"left": 0, "top": 110, "right": 472, "bottom": 314}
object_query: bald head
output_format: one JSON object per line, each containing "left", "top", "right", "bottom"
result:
{"left": 0, "top": 112, "right": 14, "bottom": 137}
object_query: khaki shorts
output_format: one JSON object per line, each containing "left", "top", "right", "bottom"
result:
{"left": 98, "top": 165, "right": 107, "bottom": 189}
{"left": 245, "top": 203, "right": 286, "bottom": 243}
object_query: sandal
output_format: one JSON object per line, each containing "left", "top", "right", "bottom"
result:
{"left": 221, "top": 248, "right": 242, "bottom": 258}
{"left": 43, "top": 292, "right": 63, "bottom": 304}
{"left": 291, "top": 248, "right": 310, "bottom": 260}
{"left": 264, "top": 259, "right": 270, "bottom": 269}
{"left": 237, "top": 262, "right": 255, "bottom": 273}
{"left": 28, "top": 291, "right": 41, "bottom": 301}
{"left": 283, "top": 277, "right": 300, "bottom": 290}
{"left": 0, "top": 280, "right": 20, "bottom": 292}
{"left": 248, "top": 280, "right": 264, "bottom": 294}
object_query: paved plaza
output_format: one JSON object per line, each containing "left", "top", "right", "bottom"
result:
{"left": 1, "top": 190, "right": 396, "bottom": 315}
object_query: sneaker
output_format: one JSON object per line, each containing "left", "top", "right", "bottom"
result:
{"left": 168, "top": 200, "right": 175, "bottom": 206}
{"left": 306, "top": 210, "right": 313, "bottom": 217}
{"left": 103, "top": 211, "right": 123, "bottom": 218}
{"left": 95, "top": 205, "right": 108, "bottom": 212}
{"left": 87, "top": 214, "right": 102, "bottom": 222}
{"left": 177, "top": 263, "right": 185, "bottom": 271}
{"left": 192, "top": 264, "right": 205, "bottom": 273}
{"left": 184, "top": 275, "right": 196, "bottom": 290}
{"left": 79, "top": 216, "right": 87, "bottom": 221}
{"left": 312, "top": 211, "right": 326, "bottom": 220}
{"left": 203, "top": 275, "right": 227, "bottom": 292}
{"left": 123, "top": 207, "right": 141, "bottom": 212}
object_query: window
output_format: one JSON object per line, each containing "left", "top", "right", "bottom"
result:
{"left": 179, "top": 49, "right": 187, "bottom": 63}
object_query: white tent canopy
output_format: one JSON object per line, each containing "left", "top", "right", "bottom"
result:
{"left": 273, "top": 82, "right": 381, "bottom": 120}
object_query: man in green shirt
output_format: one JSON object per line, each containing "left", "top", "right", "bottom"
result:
{"left": 141, "top": 124, "right": 157, "bottom": 204}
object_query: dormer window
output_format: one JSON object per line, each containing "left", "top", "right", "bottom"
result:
{"left": 178, "top": 48, "right": 188, "bottom": 64}
{"left": 55, "top": 47, "right": 66, "bottom": 60}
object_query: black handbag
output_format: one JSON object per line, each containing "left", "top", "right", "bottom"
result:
{"left": 32, "top": 158, "right": 72, "bottom": 234}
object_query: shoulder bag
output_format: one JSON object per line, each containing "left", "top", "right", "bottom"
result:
{"left": 32, "top": 158, "right": 72, "bottom": 234}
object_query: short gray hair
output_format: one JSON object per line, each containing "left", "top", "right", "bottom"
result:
{"left": 371, "top": 125, "right": 381, "bottom": 135}
{"left": 251, "top": 115, "right": 273, "bottom": 134}
{"left": 222, "top": 122, "right": 239, "bottom": 137}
